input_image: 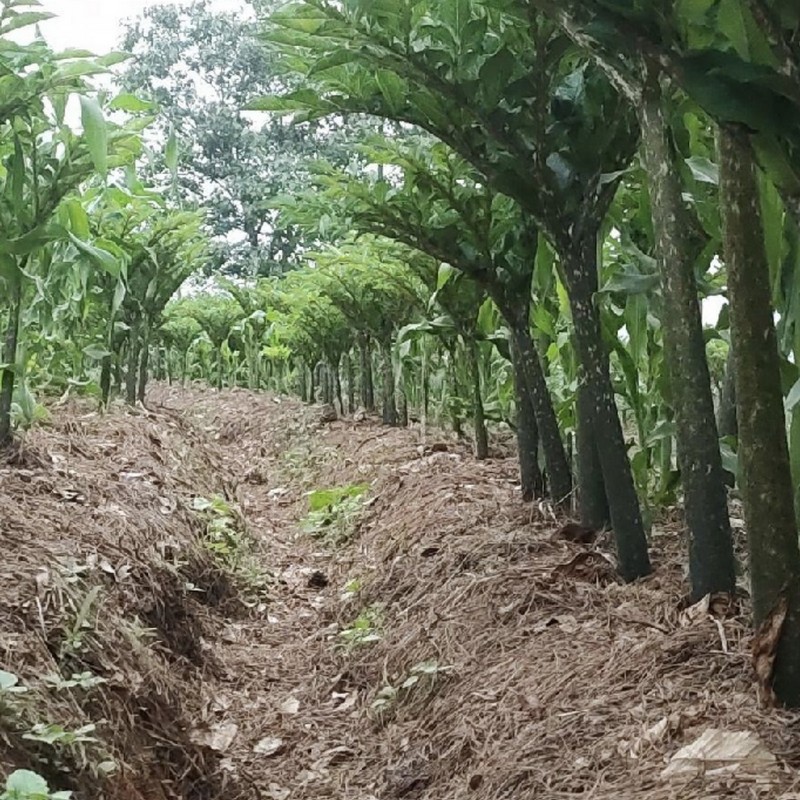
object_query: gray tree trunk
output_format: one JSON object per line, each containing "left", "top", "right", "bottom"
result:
{"left": 720, "top": 125, "right": 800, "bottom": 707}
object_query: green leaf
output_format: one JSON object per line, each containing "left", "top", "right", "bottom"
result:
{"left": 79, "top": 95, "right": 108, "bottom": 178}
{"left": 67, "top": 232, "right": 120, "bottom": 277}
{"left": 0, "top": 11, "right": 54, "bottom": 35}
{"left": 109, "top": 92, "right": 153, "bottom": 113}
{"left": 686, "top": 155, "right": 720, "bottom": 185}
{"left": 5, "top": 769, "right": 52, "bottom": 796}
{"left": 786, "top": 376, "right": 800, "bottom": 412}
{"left": 437, "top": 263, "right": 457, "bottom": 290}
{"left": 82, "top": 345, "right": 112, "bottom": 360}
{"left": 0, "top": 669, "right": 20, "bottom": 690}
{"left": 375, "top": 70, "right": 405, "bottom": 115}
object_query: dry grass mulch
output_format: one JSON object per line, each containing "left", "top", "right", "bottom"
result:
{"left": 154, "top": 387, "right": 800, "bottom": 800}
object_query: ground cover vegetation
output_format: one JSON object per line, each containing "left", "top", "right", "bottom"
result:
{"left": 4, "top": 0, "right": 800, "bottom": 795}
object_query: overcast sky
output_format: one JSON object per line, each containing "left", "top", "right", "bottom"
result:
{"left": 38, "top": 0, "right": 246, "bottom": 53}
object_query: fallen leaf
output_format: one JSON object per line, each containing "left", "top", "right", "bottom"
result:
{"left": 661, "top": 729, "right": 776, "bottom": 780}
{"left": 533, "top": 614, "right": 579, "bottom": 634}
{"left": 552, "top": 552, "right": 617, "bottom": 584}
{"left": 624, "top": 713, "right": 683, "bottom": 758}
{"left": 253, "top": 736, "right": 284, "bottom": 756}
{"left": 279, "top": 696, "right": 300, "bottom": 715}
{"left": 189, "top": 721, "right": 238, "bottom": 752}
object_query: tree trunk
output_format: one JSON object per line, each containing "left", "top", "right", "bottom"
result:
{"left": 576, "top": 379, "right": 611, "bottom": 529}
{"left": 334, "top": 360, "right": 344, "bottom": 415}
{"left": 640, "top": 75, "right": 736, "bottom": 598}
{"left": 562, "top": 237, "right": 651, "bottom": 582}
{"left": 719, "top": 125, "right": 800, "bottom": 707}
{"left": 717, "top": 346, "right": 738, "bottom": 438}
{"left": 509, "top": 336, "right": 544, "bottom": 500}
{"left": 345, "top": 352, "right": 355, "bottom": 414}
{"left": 359, "top": 336, "right": 375, "bottom": 411}
{"left": 505, "top": 308, "right": 572, "bottom": 510}
{"left": 379, "top": 339, "right": 398, "bottom": 426}
{"left": 398, "top": 386, "right": 409, "bottom": 427}
{"left": 308, "top": 362, "right": 316, "bottom": 405}
{"left": 0, "top": 276, "right": 23, "bottom": 447}
{"left": 466, "top": 338, "right": 489, "bottom": 459}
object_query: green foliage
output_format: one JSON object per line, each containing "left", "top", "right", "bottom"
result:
{"left": 192, "top": 494, "right": 246, "bottom": 566}
{"left": 303, "top": 483, "right": 370, "bottom": 543}
{"left": 338, "top": 605, "right": 383, "bottom": 648}
{"left": 1, "top": 771, "right": 71, "bottom": 800}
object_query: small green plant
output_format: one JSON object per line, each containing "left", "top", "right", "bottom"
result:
{"left": 60, "top": 586, "right": 102, "bottom": 657}
{"left": 371, "top": 660, "right": 454, "bottom": 716}
{"left": 303, "top": 483, "right": 369, "bottom": 544}
{"left": 192, "top": 495, "right": 244, "bottom": 566}
{"left": 340, "top": 577, "right": 362, "bottom": 601}
{"left": 192, "top": 495, "right": 270, "bottom": 598}
{"left": 1, "top": 770, "right": 71, "bottom": 800}
{"left": 339, "top": 604, "right": 383, "bottom": 648}
{"left": 23, "top": 722, "right": 98, "bottom": 747}
{"left": 0, "top": 670, "right": 28, "bottom": 717}
{"left": 42, "top": 672, "right": 106, "bottom": 692}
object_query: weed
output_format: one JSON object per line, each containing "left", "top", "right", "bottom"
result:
{"left": 192, "top": 495, "right": 243, "bottom": 565}
{"left": 191, "top": 495, "right": 271, "bottom": 599}
{"left": 1, "top": 770, "right": 71, "bottom": 800}
{"left": 371, "top": 660, "right": 454, "bottom": 717}
{"left": 0, "top": 670, "right": 28, "bottom": 717}
{"left": 59, "top": 585, "right": 102, "bottom": 659}
{"left": 340, "top": 577, "right": 363, "bottom": 601}
{"left": 303, "top": 483, "right": 369, "bottom": 544}
{"left": 339, "top": 605, "right": 383, "bottom": 649}
{"left": 42, "top": 672, "right": 106, "bottom": 692}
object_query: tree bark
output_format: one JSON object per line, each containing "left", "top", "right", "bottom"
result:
{"left": 137, "top": 329, "right": 151, "bottom": 405}
{"left": 345, "top": 352, "right": 355, "bottom": 414}
{"left": 563, "top": 236, "right": 651, "bottom": 581}
{"left": 640, "top": 74, "right": 736, "bottom": 598}
{"left": 334, "top": 359, "right": 344, "bottom": 415}
{"left": 509, "top": 335, "right": 545, "bottom": 500}
{"left": 446, "top": 343, "right": 463, "bottom": 437}
{"left": 505, "top": 306, "right": 572, "bottom": 509}
{"left": 308, "top": 362, "right": 316, "bottom": 405}
{"left": 719, "top": 125, "right": 800, "bottom": 707}
{"left": 717, "top": 346, "right": 738, "bottom": 438}
{"left": 379, "top": 339, "right": 398, "bottom": 425}
{"left": 465, "top": 338, "right": 489, "bottom": 459}
{"left": 101, "top": 356, "right": 113, "bottom": 406}
{"left": 576, "top": 379, "right": 611, "bottom": 529}
{"left": 358, "top": 335, "right": 375, "bottom": 411}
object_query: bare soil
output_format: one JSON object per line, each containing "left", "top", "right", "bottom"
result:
{"left": 2, "top": 386, "right": 799, "bottom": 799}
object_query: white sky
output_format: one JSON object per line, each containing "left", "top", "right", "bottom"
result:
{"left": 38, "top": 0, "right": 246, "bottom": 53}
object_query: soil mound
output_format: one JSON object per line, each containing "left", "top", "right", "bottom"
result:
{"left": 4, "top": 386, "right": 800, "bottom": 800}
{"left": 0, "top": 399, "right": 237, "bottom": 798}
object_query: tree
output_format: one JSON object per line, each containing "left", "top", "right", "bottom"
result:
{"left": 119, "top": 0, "right": 378, "bottom": 277}
{"left": 252, "top": 0, "right": 650, "bottom": 579}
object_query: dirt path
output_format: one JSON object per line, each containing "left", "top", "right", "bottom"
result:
{"left": 156, "top": 388, "right": 800, "bottom": 800}
{"left": 3, "top": 387, "right": 800, "bottom": 800}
